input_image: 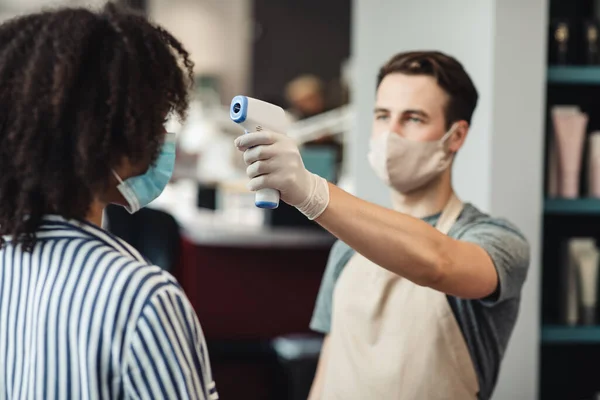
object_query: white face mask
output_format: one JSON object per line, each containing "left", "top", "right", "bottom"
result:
{"left": 368, "top": 124, "right": 457, "bottom": 193}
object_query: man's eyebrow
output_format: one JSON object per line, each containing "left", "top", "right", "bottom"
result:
{"left": 374, "top": 107, "right": 429, "bottom": 115}
{"left": 373, "top": 108, "right": 431, "bottom": 120}
{"left": 403, "top": 109, "right": 429, "bottom": 118}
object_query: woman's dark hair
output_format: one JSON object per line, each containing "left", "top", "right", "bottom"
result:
{"left": 377, "top": 51, "right": 478, "bottom": 129}
{"left": 0, "top": 2, "right": 194, "bottom": 250}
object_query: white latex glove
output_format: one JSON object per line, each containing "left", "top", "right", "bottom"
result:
{"left": 234, "top": 131, "right": 330, "bottom": 220}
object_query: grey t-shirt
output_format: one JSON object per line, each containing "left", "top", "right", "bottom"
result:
{"left": 309, "top": 203, "right": 530, "bottom": 400}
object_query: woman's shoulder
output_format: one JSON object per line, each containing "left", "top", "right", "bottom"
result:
{"left": 78, "top": 240, "right": 183, "bottom": 300}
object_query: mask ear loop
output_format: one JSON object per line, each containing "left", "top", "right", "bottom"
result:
{"left": 111, "top": 170, "right": 125, "bottom": 185}
{"left": 440, "top": 122, "right": 459, "bottom": 142}
{"left": 111, "top": 169, "right": 140, "bottom": 213}
{"left": 440, "top": 122, "right": 462, "bottom": 155}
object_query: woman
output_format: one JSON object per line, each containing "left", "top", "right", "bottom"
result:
{"left": 0, "top": 3, "right": 217, "bottom": 399}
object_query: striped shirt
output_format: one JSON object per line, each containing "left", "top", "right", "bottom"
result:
{"left": 0, "top": 215, "right": 218, "bottom": 400}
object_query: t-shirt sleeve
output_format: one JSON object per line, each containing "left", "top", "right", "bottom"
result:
{"left": 458, "top": 217, "right": 531, "bottom": 306}
{"left": 123, "top": 284, "right": 218, "bottom": 400}
{"left": 309, "top": 240, "right": 355, "bottom": 334}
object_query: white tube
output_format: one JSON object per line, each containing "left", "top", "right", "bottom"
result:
{"left": 548, "top": 106, "right": 580, "bottom": 197}
{"left": 589, "top": 131, "right": 600, "bottom": 197}
{"left": 552, "top": 106, "right": 588, "bottom": 198}
{"left": 547, "top": 136, "right": 558, "bottom": 197}
{"left": 577, "top": 246, "right": 600, "bottom": 325}
{"left": 565, "top": 238, "right": 596, "bottom": 325}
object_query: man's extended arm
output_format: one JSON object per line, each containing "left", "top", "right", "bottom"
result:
{"left": 235, "top": 130, "right": 497, "bottom": 299}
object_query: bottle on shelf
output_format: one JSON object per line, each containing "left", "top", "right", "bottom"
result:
{"left": 588, "top": 132, "right": 600, "bottom": 197}
{"left": 549, "top": 105, "right": 588, "bottom": 199}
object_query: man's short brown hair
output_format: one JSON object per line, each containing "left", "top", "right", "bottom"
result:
{"left": 377, "top": 51, "right": 478, "bottom": 128}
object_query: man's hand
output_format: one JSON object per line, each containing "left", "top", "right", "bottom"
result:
{"left": 234, "top": 131, "right": 330, "bottom": 220}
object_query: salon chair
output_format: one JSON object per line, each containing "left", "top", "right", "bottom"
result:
{"left": 206, "top": 336, "right": 321, "bottom": 400}
{"left": 205, "top": 339, "right": 288, "bottom": 400}
{"left": 272, "top": 334, "right": 323, "bottom": 400}
{"left": 104, "top": 205, "right": 181, "bottom": 274}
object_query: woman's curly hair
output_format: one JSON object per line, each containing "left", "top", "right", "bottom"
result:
{"left": 0, "top": 2, "right": 194, "bottom": 251}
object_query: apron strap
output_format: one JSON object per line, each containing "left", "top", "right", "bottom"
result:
{"left": 435, "top": 193, "right": 464, "bottom": 235}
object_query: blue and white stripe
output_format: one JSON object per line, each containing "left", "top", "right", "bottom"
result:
{"left": 0, "top": 215, "right": 218, "bottom": 400}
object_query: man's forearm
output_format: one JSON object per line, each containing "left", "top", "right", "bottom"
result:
{"left": 315, "top": 183, "right": 449, "bottom": 287}
{"left": 314, "top": 183, "right": 498, "bottom": 298}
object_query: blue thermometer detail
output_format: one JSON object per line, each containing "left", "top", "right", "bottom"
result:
{"left": 255, "top": 200, "right": 278, "bottom": 209}
{"left": 230, "top": 95, "right": 248, "bottom": 124}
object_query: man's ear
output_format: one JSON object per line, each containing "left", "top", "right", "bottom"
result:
{"left": 448, "top": 120, "right": 469, "bottom": 153}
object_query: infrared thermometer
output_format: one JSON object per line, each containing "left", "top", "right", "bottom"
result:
{"left": 230, "top": 95, "right": 290, "bottom": 209}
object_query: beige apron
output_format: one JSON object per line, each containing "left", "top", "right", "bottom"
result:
{"left": 321, "top": 193, "right": 479, "bottom": 399}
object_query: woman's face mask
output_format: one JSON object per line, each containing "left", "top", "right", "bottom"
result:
{"left": 112, "top": 132, "right": 176, "bottom": 213}
{"left": 368, "top": 124, "right": 457, "bottom": 193}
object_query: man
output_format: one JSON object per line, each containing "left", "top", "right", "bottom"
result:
{"left": 234, "top": 51, "right": 530, "bottom": 400}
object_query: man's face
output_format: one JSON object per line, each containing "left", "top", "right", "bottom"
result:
{"left": 372, "top": 73, "right": 449, "bottom": 141}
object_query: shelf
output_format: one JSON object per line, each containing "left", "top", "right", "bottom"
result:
{"left": 547, "top": 66, "right": 600, "bottom": 84}
{"left": 542, "top": 325, "right": 600, "bottom": 343}
{"left": 544, "top": 198, "right": 600, "bottom": 214}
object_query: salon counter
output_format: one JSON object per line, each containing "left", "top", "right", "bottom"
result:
{"left": 175, "top": 211, "right": 335, "bottom": 249}
{"left": 149, "top": 181, "right": 336, "bottom": 249}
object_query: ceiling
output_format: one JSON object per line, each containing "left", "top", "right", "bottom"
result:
{"left": 0, "top": 0, "right": 106, "bottom": 13}
{"left": 0, "top": 0, "right": 109, "bottom": 22}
